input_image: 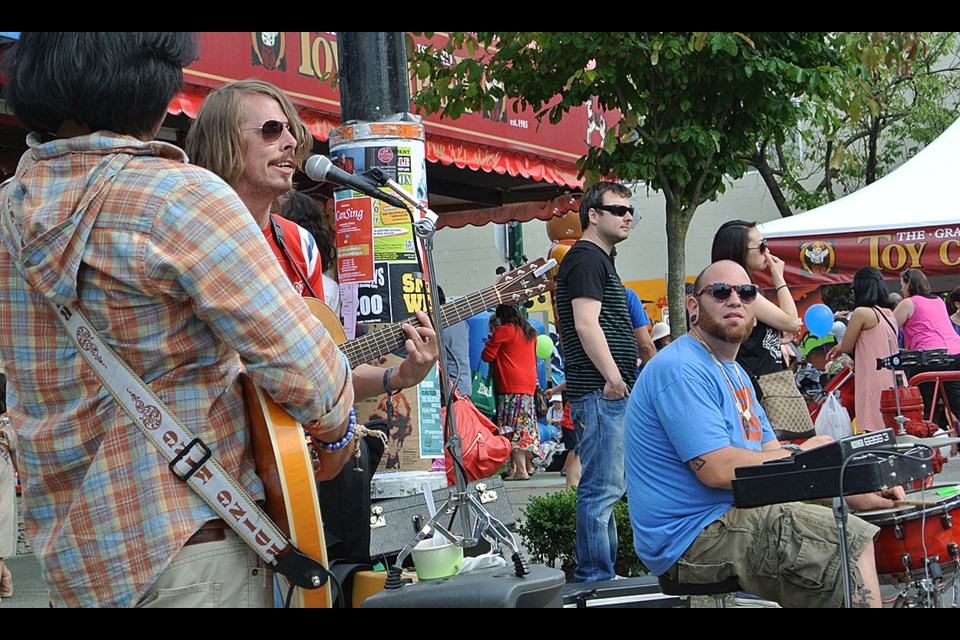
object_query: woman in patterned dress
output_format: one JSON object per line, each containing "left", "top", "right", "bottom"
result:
{"left": 481, "top": 304, "right": 540, "bottom": 480}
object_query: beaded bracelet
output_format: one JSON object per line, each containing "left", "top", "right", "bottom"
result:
{"left": 314, "top": 408, "right": 357, "bottom": 453}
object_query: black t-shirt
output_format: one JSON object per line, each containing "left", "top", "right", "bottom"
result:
{"left": 555, "top": 240, "right": 638, "bottom": 398}
{"left": 737, "top": 319, "right": 784, "bottom": 396}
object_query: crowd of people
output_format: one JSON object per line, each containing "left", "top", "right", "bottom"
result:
{"left": 0, "top": 32, "right": 955, "bottom": 609}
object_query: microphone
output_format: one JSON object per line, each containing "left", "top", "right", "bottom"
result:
{"left": 304, "top": 155, "right": 410, "bottom": 211}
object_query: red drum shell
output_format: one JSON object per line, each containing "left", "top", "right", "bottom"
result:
{"left": 857, "top": 484, "right": 960, "bottom": 578}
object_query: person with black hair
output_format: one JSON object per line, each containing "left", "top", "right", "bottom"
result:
{"left": 826, "top": 267, "right": 899, "bottom": 432}
{"left": 555, "top": 180, "right": 638, "bottom": 582}
{"left": 278, "top": 190, "right": 340, "bottom": 314}
{"left": 0, "top": 33, "right": 355, "bottom": 607}
{"left": 711, "top": 220, "right": 801, "bottom": 385}
{"left": 948, "top": 286, "right": 960, "bottom": 337}
{"left": 481, "top": 304, "right": 539, "bottom": 480}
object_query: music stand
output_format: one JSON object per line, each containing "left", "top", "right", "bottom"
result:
{"left": 368, "top": 174, "right": 531, "bottom": 588}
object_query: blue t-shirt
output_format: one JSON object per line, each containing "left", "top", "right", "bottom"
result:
{"left": 625, "top": 334, "right": 777, "bottom": 576}
{"left": 624, "top": 286, "right": 650, "bottom": 330}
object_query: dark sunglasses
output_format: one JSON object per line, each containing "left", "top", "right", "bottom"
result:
{"left": 695, "top": 282, "right": 759, "bottom": 304}
{"left": 749, "top": 239, "right": 768, "bottom": 253}
{"left": 594, "top": 204, "right": 635, "bottom": 217}
{"left": 244, "top": 119, "right": 296, "bottom": 144}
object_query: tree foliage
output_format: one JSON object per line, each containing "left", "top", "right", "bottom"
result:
{"left": 407, "top": 32, "right": 928, "bottom": 336}
{"left": 749, "top": 32, "right": 960, "bottom": 215}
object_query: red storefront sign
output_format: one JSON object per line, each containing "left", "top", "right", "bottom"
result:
{"left": 173, "top": 32, "right": 602, "bottom": 194}
{"left": 758, "top": 224, "right": 960, "bottom": 290}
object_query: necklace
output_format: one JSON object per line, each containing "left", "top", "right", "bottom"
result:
{"left": 690, "top": 330, "right": 753, "bottom": 430}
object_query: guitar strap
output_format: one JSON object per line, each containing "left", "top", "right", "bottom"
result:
{"left": 0, "top": 173, "right": 329, "bottom": 591}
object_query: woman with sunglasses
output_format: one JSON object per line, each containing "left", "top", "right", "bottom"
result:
{"left": 825, "top": 267, "right": 899, "bottom": 432}
{"left": 712, "top": 221, "right": 805, "bottom": 439}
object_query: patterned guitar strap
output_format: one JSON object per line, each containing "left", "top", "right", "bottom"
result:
{"left": 0, "top": 168, "right": 329, "bottom": 591}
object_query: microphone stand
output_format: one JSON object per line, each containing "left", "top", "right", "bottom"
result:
{"left": 368, "top": 173, "right": 529, "bottom": 589}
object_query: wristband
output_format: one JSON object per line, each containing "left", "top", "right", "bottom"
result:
{"left": 314, "top": 409, "right": 357, "bottom": 452}
{"left": 775, "top": 285, "right": 788, "bottom": 293}
{"left": 781, "top": 443, "right": 802, "bottom": 453}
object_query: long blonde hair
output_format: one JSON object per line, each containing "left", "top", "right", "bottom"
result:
{"left": 185, "top": 79, "right": 312, "bottom": 187}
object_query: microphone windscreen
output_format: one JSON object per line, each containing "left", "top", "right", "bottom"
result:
{"left": 304, "top": 155, "right": 332, "bottom": 182}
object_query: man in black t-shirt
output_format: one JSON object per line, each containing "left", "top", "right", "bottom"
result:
{"left": 555, "top": 181, "right": 638, "bottom": 582}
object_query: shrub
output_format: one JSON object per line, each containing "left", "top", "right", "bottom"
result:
{"left": 514, "top": 486, "right": 646, "bottom": 581}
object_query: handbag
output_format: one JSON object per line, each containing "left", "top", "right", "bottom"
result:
{"left": 441, "top": 390, "right": 512, "bottom": 485}
{"left": 756, "top": 368, "right": 817, "bottom": 440}
{"left": 534, "top": 385, "right": 549, "bottom": 418}
{"left": 471, "top": 368, "right": 497, "bottom": 418}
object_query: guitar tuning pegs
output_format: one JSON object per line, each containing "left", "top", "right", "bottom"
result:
{"left": 495, "top": 266, "right": 507, "bottom": 275}
{"left": 524, "top": 300, "right": 534, "bottom": 309}
{"left": 537, "top": 295, "right": 546, "bottom": 304}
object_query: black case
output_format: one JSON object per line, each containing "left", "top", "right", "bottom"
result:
{"left": 369, "top": 476, "right": 515, "bottom": 560}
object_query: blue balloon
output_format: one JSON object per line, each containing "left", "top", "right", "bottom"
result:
{"left": 804, "top": 303, "right": 834, "bottom": 338}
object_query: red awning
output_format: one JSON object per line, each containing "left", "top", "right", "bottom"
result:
{"left": 437, "top": 193, "right": 580, "bottom": 230}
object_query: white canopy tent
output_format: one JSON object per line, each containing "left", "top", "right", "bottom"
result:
{"left": 756, "top": 117, "right": 960, "bottom": 291}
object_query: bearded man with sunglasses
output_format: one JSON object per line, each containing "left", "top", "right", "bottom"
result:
{"left": 555, "top": 181, "right": 639, "bottom": 582}
{"left": 625, "top": 260, "right": 904, "bottom": 608}
{"left": 186, "top": 80, "right": 438, "bottom": 403}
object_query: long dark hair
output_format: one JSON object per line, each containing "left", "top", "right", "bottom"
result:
{"left": 711, "top": 220, "right": 756, "bottom": 272}
{"left": 853, "top": 266, "right": 894, "bottom": 309}
{"left": 3, "top": 32, "right": 199, "bottom": 138}
{"left": 493, "top": 304, "right": 537, "bottom": 341}
{"left": 279, "top": 191, "right": 336, "bottom": 270}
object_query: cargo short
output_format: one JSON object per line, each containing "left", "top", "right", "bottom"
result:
{"left": 665, "top": 502, "right": 879, "bottom": 608}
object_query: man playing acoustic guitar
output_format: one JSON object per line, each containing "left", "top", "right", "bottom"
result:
{"left": 185, "top": 79, "right": 439, "bottom": 403}
{"left": 0, "top": 33, "right": 355, "bottom": 608}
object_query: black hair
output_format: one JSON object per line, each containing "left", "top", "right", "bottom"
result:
{"left": 949, "top": 286, "right": 960, "bottom": 313}
{"left": 2, "top": 32, "right": 200, "bottom": 138}
{"left": 853, "top": 266, "right": 894, "bottom": 310}
{"left": 578, "top": 181, "right": 632, "bottom": 231}
{"left": 278, "top": 191, "right": 336, "bottom": 270}
{"left": 0, "top": 372, "right": 6, "bottom": 415}
{"left": 493, "top": 304, "right": 537, "bottom": 342}
{"left": 710, "top": 219, "right": 756, "bottom": 271}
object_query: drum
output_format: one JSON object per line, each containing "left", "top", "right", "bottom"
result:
{"left": 857, "top": 484, "right": 960, "bottom": 579}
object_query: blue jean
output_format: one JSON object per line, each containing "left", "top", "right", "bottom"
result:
{"left": 570, "top": 389, "right": 628, "bottom": 582}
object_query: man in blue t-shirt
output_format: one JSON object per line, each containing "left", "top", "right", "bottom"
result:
{"left": 625, "top": 259, "right": 904, "bottom": 608}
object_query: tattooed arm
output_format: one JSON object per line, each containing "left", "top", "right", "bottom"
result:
{"left": 687, "top": 435, "right": 834, "bottom": 489}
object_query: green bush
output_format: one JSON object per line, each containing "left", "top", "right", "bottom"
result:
{"left": 514, "top": 486, "right": 646, "bottom": 581}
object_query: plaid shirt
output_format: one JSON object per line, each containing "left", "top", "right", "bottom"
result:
{"left": 0, "top": 133, "right": 352, "bottom": 607}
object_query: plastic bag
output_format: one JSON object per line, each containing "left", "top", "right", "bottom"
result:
{"left": 814, "top": 391, "right": 854, "bottom": 441}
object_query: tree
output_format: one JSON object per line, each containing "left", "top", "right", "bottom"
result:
{"left": 409, "top": 32, "right": 844, "bottom": 337}
{"left": 748, "top": 32, "right": 960, "bottom": 215}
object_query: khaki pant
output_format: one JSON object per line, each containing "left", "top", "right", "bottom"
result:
{"left": 136, "top": 529, "right": 273, "bottom": 608}
{"left": 667, "top": 502, "right": 879, "bottom": 608}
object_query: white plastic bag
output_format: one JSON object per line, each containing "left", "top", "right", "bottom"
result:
{"left": 815, "top": 391, "right": 854, "bottom": 441}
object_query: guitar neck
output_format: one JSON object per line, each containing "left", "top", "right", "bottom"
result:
{"left": 340, "top": 286, "right": 504, "bottom": 369}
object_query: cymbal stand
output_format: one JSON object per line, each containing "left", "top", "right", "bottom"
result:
{"left": 372, "top": 176, "right": 529, "bottom": 589}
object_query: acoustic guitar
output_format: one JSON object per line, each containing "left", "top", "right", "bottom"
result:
{"left": 244, "top": 257, "right": 556, "bottom": 607}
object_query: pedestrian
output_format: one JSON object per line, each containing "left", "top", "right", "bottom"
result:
{"left": 826, "top": 266, "right": 899, "bottom": 432}
{"left": 554, "top": 181, "right": 638, "bottom": 582}
{"left": 481, "top": 304, "right": 539, "bottom": 481}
